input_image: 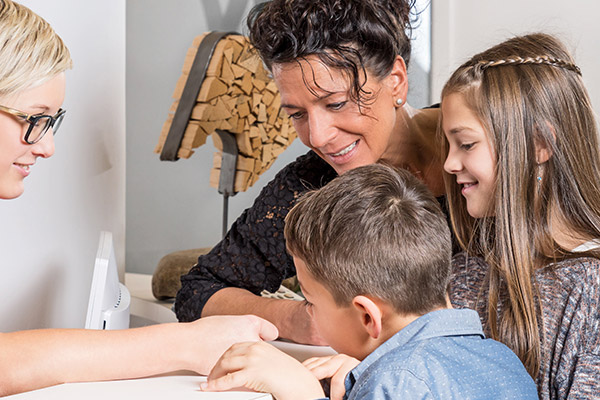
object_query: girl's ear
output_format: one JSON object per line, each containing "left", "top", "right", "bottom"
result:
{"left": 352, "top": 295, "right": 383, "bottom": 339}
{"left": 535, "top": 139, "right": 553, "bottom": 164}
{"left": 535, "top": 124, "right": 556, "bottom": 164}
{"left": 387, "top": 55, "right": 408, "bottom": 105}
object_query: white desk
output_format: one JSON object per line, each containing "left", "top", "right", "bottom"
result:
{"left": 8, "top": 372, "right": 272, "bottom": 399}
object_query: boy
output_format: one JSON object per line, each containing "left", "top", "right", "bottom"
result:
{"left": 202, "top": 164, "right": 537, "bottom": 399}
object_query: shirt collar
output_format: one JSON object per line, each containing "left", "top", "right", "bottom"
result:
{"left": 345, "top": 308, "right": 484, "bottom": 395}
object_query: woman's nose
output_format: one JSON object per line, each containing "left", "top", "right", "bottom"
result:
{"left": 31, "top": 130, "right": 55, "bottom": 158}
{"left": 307, "top": 115, "right": 337, "bottom": 149}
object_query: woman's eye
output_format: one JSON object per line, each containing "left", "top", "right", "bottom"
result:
{"left": 327, "top": 101, "right": 347, "bottom": 110}
{"left": 289, "top": 111, "right": 305, "bottom": 120}
{"left": 460, "top": 142, "right": 475, "bottom": 150}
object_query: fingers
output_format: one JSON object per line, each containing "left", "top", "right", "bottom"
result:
{"left": 303, "top": 355, "right": 337, "bottom": 379}
{"left": 302, "top": 354, "right": 359, "bottom": 400}
{"left": 208, "top": 341, "right": 281, "bottom": 380}
{"left": 201, "top": 371, "right": 243, "bottom": 392}
{"left": 329, "top": 369, "right": 348, "bottom": 400}
{"left": 207, "top": 342, "right": 256, "bottom": 380}
{"left": 203, "top": 341, "right": 315, "bottom": 397}
{"left": 253, "top": 316, "right": 279, "bottom": 341}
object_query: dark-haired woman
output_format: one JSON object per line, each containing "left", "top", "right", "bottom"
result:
{"left": 175, "top": 0, "right": 443, "bottom": 345}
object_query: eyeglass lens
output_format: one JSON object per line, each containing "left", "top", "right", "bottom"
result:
{"left": 26, "top": 112, "right": 65, "bottom": 143}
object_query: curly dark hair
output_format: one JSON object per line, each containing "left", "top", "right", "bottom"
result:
{"left": 246, "top": 0, "right": 416, "bottom": 106}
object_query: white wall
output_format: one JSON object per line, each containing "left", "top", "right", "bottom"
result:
{"left": 125, "top": 0, "right": 432, "bottom": 275}
{"left": 431, "top": 0, "right": 600, "bottom": 112}
{"left": 0, "top": 1, "right": 126, "bottom": 330}
{"left": 125, "top": 0, "right": 294, "bottom": 275}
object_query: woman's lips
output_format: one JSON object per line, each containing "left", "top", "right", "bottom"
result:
{"left": 326, "top": 140, "right": 359, "bottom": 165}
{"left": 13, "top": 163, "right": 31, "bottom": 177}
{"left": 331, "top": 140, "right": 358, "bottom": 157}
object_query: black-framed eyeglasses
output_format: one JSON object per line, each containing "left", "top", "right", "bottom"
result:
{"left": 0, "top": 104, "right": 66, "bottom": 144}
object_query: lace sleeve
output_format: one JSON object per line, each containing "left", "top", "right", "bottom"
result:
{"left": 174, "top": 151, "right": 336, "bottom": 322}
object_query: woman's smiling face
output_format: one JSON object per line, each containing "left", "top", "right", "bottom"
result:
{"left": 272, "top": 56, "right": 400, "bottom": 175}
{"left": 0, "top": 73, "right": 65, "bottom": 199}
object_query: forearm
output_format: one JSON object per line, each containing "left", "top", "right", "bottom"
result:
{"left": 203, "top": 288, "right": 325, "bottom": 345}
{"left": 0, "top": 324, "right": 187, "bottom": 396}
{"left": 203, "top": 287, "right": 290, "bottom": 327}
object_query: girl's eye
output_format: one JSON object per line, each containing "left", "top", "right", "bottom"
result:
{"left": 303, "top": 299, "right": 313, "bottom": 308}
{"left": 460, "top": 142, "right": 475, "bottom": 150}
{"left": 327, "top": 101, "right": 347, "bottom": 111}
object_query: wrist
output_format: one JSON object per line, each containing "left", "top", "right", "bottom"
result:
{"left": 265, "top": 299, "right": 304, "bottom": 341}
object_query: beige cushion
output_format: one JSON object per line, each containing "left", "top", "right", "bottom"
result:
{"left": 151, "top": 248, "right": 212, "bottom": 300}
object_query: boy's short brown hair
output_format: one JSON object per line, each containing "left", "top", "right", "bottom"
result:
{"left": 284, "top": 164, "right": 451, "bottom": 315}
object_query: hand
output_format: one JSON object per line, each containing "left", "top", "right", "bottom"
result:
{"left": 201, "top": 288, "right": 327, "bottom": 346}
{"left": 182, "top": 315, "right": 278, "bottom": 375}
{"left": 279, "top": 300, "right": 328, "bottom": 345}
{"left": 201, "top": 341, "right": 325, "bottom": 400}
{"left": 303, "top": 354, "right": 360, "bottom": 400}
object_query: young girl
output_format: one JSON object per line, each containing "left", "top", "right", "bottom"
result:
{"left": 442, "top": 33, "right": 600, "bottom": 398}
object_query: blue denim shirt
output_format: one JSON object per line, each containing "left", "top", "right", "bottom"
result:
{"left": 342, "top": 308, "right": 538, "bottom": 400}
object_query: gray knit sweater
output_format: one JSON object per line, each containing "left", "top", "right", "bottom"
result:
{"left": 450, "top": 252, "right": 600, "bottom": 399}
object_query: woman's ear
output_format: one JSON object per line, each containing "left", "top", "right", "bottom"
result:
{"left": 352, "top": 295, "right": 383, "bottom": 339}
{"left": 387, "top": 56, "right": 408, "bottom": 106}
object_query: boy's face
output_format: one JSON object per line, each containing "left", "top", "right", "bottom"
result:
{"left": 294, "top": 256, "right": 367, "bottom": 359}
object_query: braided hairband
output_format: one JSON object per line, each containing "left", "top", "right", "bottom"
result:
{"left": 473, "top": 55, "right": 582, "bottom": 76}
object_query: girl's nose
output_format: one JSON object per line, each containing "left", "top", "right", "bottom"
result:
{"left": 443, "top": 149, "right": 461, "bottom": 174}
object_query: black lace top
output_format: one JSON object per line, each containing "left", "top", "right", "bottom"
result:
{"left": 175, "top": 151, "right": 337, "bottom": 321}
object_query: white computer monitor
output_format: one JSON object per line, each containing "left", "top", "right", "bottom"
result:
{"left": 85, "top": 231, "right": 131, "bottom": 330}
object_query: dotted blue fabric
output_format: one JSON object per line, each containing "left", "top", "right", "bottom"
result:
{"left": 344, "top": 309, "right": 537, "bottom": 400}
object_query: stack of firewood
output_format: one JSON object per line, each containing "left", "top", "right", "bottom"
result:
{"left": 154, "top": 33, "right": 297, "bottom": 193}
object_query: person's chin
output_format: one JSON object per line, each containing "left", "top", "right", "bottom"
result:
{"left": 0, "top": 181, "right": 25, "bottom": 200}
{"left": 466, "top": 204, "right": 486, "bottom": 219}
{"left": 329, "top": 155, "right": 374, "bottom": 175}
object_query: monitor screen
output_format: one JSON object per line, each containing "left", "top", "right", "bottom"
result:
{"left": 85, "top": 231, "right": 131, "bottom": 330}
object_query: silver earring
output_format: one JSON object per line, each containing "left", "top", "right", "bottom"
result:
{"left": 396, "top": 98, "right": 404, "bottom": 106}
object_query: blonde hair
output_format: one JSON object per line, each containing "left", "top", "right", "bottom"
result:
{"left": 440, "top": 33, "right": 600, "bottom": 377}
{"left": 0, "top": 0, "right": 72, "bottom": 96}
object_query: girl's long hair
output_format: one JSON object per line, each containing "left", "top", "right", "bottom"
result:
{"left": 441, "top": 33, "right": 600, "bottom": 377}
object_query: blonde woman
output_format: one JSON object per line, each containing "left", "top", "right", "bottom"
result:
{"left": 0, "top": 0, "right": 277, "bottom": 395}
{"left": 441, "top": 33, "right": 600, "bottom": 398}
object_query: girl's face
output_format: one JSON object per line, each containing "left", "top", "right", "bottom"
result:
{"left": 0, "top": 73, "right": 65, "bottom": 199}
{"left": 442, "top": 92, "right": 496, "bottom": 218}
{"left": 272, "top": 56, "right": 402, "bottom": 175}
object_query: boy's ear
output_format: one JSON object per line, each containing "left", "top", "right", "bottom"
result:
{"left": 535, "top": 123, "right": 556, "bottom": 164}
{"left": 352, "top": 295, "right": 383, "bottom": 340}
{"left": 387, "top": 55, "right": 408, "bottom": 104}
